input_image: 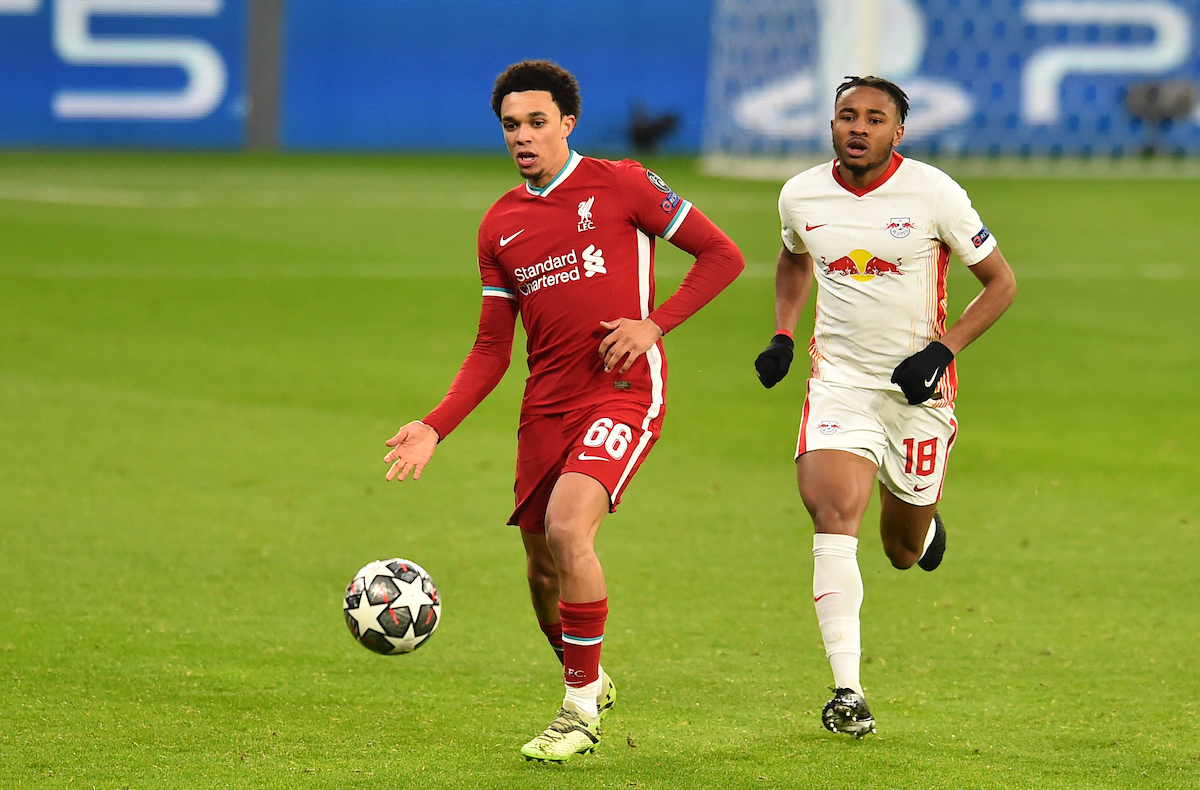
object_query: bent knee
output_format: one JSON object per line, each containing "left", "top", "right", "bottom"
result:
{"left": 883, "top": 541, "right": 921, "bottom": 570}
{"left": 807, "top": 504, "right": 864, "bottom": 535}
{"left": 526, "top": 559, "right": 558, "bottom": 591}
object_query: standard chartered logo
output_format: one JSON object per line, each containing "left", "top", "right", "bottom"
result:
{"left": 513, "top": 246, "right": 607, "bottom": 296}
{"left": 582, "top": 245, "right": 606, "bottom": 277}
{"left": 52, "top": 0, "right": 227, "bottom": 120}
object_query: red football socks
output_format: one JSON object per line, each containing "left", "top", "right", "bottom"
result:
{"left": 558, "top": 598, "right": 607, "bottom": 688}
{"left": 537, "top": 617, "right": 565, "bottom": 665}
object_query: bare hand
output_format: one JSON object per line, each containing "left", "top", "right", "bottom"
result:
{"left": 384, "top": 421, "right": 439, "bottom": 481}
{"left": 598, "top": 317, "right": 664, "bottom": 374}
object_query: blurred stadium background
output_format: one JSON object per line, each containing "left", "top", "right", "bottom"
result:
{"left": 4, "top": 0, "right": 1200, "bottom": 169}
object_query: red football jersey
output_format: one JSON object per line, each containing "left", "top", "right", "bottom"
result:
{"left": 477, "top": 152, "right": 695, "bottom": 414}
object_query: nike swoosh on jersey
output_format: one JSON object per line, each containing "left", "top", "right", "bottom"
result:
{"left": 923, "top": 368, "right": 941, "bottom": 387}
{"left": 914, "top": 483, "right": 935, "bottom": 492}
{"left": 577, "top": 452, "right": 610, "bottom": 462}
{"left": 499, "top": 229, "right": 525, "bottom": 246}
{"left": 805, "top": 223, "right": 828, "bottom": 231}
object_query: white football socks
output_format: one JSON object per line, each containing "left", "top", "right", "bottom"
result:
{"left": 920, "top": 517, "right": 937, "bottom": 557}
{"left": 563, "top": 666, "right": 602, "bottom": 719}
{"left": 812, "top": 533, "right": 864, "bottom": 696}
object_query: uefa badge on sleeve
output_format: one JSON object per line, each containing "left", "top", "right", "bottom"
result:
{"left": 645, "top": 170, "right": 671, "bottom": 193}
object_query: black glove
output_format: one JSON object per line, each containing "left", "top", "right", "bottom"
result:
{"left": 891, "top": 341, "right": 954, "bottom": 404}
{"left": 755, "top": 333, "right": 795, "bottom": 388}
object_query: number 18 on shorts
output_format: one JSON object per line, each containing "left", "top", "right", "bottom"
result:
{"left": 797, "top": 379, "right": 957, "bottom": 506}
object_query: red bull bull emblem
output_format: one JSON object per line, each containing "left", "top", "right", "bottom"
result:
{"left": 887, "top": 217, "right": 915, "bottom": 238}
{"left": 821, "top": 249, "right": 903, "bottom": 281}
{"left": 817, "top": 420, "right": 840, "bottom": 436}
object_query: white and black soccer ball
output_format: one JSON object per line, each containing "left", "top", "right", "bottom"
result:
{"left": 343, "top": 558, "right": 441, "bottom": 655}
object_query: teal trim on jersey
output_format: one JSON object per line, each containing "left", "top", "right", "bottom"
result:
{"left": 526, "top": 150, "right": 581, "bottom": 198}
{"left": 562, "top": 633, "right": 604, "bottom": 646}
{"left": 661, "top": 199, "right": 693, "bottom": 240}
{"left": 482, "top": 286, "right": 515, "bottom": 300}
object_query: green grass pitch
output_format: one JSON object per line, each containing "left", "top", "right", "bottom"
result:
{"left": 1, "top": 151, "right": 1198, "bottom": 789}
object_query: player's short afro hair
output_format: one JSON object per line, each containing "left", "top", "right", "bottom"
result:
{"left": 835, "top": 76, "right": 910, "bottom": 123}
{"left": 492, "top": 60, "right": 581, "bottom": 120}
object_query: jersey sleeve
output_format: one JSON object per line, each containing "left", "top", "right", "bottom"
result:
{"left": 420, "top": 231, "right": 518, "bottom": 440}
{"left": 611, "top": 161, "right": 743, "bottom": 334}
{"left": 617, "top": 161, "right": 696, "bottom": 242}
{"left": 935, "top": 175, "right": 997, "bottom": 265}
{"left": 647, "top": 206, "right": 745, "bottom": 335}
{"left": 778, "top": 183, "right": 808, "bottom": 255}
{"left": 476, "top": 225, "right": 518, "bottom": 301}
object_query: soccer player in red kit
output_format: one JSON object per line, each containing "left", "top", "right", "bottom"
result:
{"left": 383, "top": 61, "right": 745, "bottom": 761}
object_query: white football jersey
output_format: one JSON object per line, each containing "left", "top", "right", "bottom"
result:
{"left": 779, "top": 152, "right": 997, "bottom": 406}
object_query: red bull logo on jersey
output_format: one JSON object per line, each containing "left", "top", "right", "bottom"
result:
{"left": 821, "top": 249, "right": 904, "bottom": 282}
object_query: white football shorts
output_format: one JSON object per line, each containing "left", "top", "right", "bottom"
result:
{"left": 795, "top": 378, "right": 958, "bottom": 506}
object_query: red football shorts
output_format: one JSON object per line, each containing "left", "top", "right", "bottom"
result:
{"left": 509, "top": 400, "right": 665, "bottom": 533}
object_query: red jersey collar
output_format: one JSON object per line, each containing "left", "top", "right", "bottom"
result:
{"left": 831, "top": 151, "right": 904, "bottom": 197}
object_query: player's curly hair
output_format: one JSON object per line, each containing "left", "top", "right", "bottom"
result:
{"left": 835, "top": 76, "right": 910, "bottom": 123}
{"left": 491, "top": 60, "right": 581, "bottom": 119}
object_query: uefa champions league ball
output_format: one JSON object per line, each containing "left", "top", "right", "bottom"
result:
{"left": 343, "top": 558, "right": 441, "bottom": 655}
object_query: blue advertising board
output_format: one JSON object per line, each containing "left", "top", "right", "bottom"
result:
{"left": 280, "top": 0, "right": 714, "bottom": 152}
{"left": 3, "top": 0, "right": 1200, "bottom": 156}
{"left": 704, "top": 0, "right": 1200, "bottom": 157}
{"left": 0, "top": 0, "right": 247, "bottom": 146}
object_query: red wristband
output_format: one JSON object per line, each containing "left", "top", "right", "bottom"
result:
{"left": 774, "top": 329, "right": 794, "bottom": 340}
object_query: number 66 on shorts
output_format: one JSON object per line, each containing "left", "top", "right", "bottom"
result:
{"left": 583, "top": 418, "right": 634, "bottom": 459}
{"left": 510, "top": 401, "right": 666, "bottom": 529}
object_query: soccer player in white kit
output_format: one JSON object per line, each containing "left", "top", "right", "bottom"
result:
{"left": 754, "top": 77, "right": 1017, "bottom": 737}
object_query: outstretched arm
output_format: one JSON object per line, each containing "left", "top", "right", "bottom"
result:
{"left": 599, "top": 207, "right": 744, "bottom": 374}
{"left": 384, "top": 421, "right": 439, "bottom": 481}
{"left": 384, "top": 295, "right": 517, "bottom": 480}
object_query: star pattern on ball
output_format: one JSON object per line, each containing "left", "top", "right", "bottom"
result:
{"left": 347, "top": 582, "right": 392, "bottom": 638}
{"left": 344, "top": 559, "right": 441, "bottom": 654}
{"left": 394, "top": 580, "right": 432, "bottom": 622}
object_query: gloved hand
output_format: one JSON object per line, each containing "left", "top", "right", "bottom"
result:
{"left": 754, "top": 333, "right": 795, "bottom": 388}
{"left": 891, "top": 341, "right": 954, "bottom": 404}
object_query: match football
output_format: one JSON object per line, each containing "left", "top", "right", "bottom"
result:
{"left": 343, "top": 559, "right": 441, "bottom": 655}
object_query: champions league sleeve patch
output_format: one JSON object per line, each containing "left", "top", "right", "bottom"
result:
{"left": 646, "top": 170, "right": 672, "bottom": 193}
{"left": 972, "top": 225, "right": 991, "bottom": 248}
